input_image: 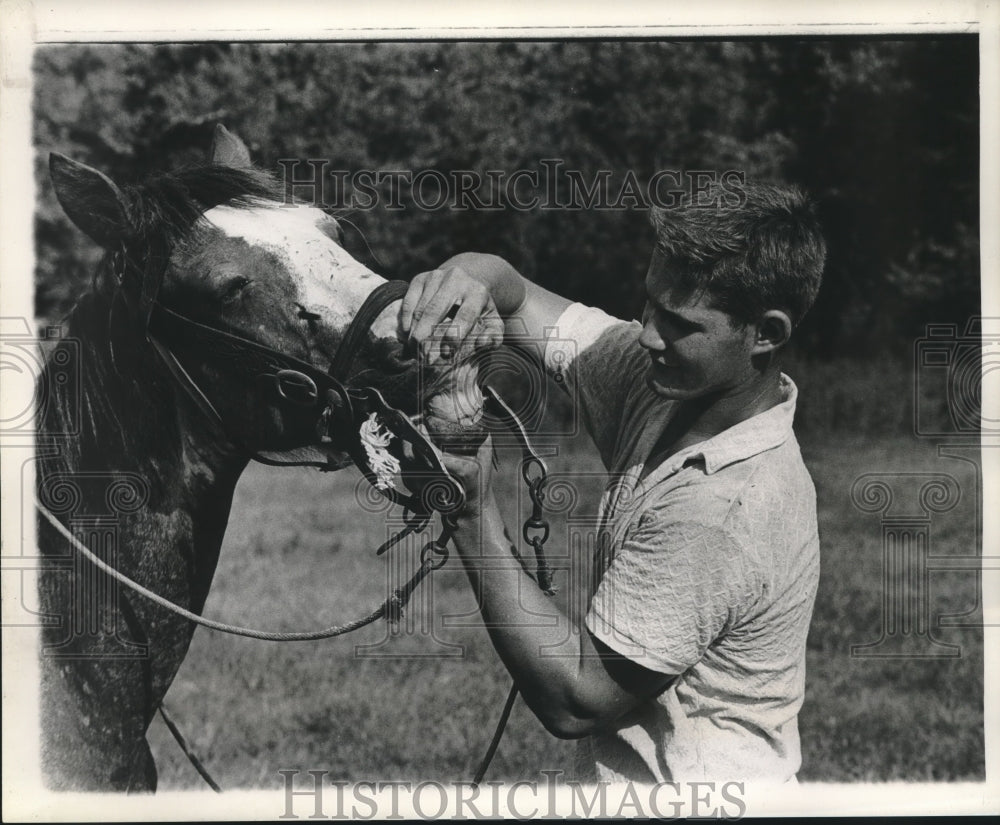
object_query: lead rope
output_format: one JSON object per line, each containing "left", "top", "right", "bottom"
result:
{"left": 157, "top": 704, "right": 222, "bottom": 793}
{"left": 37, "top": 499, "right": 451, "bottom": 793}
{"left": 36, "top": 502, "right": 445, "bottom": 642}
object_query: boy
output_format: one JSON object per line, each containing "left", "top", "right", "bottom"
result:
{"left": 400, "top": 181, "right": 826, "bottom": 783}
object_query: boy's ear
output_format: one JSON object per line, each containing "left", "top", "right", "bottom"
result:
{"left": 752, "top": 310, "right": 792, "bottom": 355}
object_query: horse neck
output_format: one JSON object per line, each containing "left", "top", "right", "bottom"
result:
{"left": 40, "top": 292, "right": 247, "bottom": 530}
{"left": 36, "top": 295, "right": 250, "bottom": 734}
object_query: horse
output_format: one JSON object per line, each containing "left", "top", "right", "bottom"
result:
{"left": 35, "top": 126, "right": 487, "bottom": 791}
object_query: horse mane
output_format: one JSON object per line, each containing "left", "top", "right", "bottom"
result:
{"left": 116, "top": 165, "right": 283, "bottom": 245}
{"left": 41, "top": 165, "right": 285, "bottom": 495}
{"left": 91, "top": 165, "right": 285, "bottom": 294}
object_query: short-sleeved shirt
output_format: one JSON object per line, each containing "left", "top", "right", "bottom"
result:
{"left": 543, "top": 303, "right": 820, "bottom": 784}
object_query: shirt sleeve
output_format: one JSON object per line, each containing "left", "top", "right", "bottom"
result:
{"left": 542, "top": 302, "right": 650, "bottom": 467}
{"left": 584, "top": 515, "right": 761, "bottom": 675}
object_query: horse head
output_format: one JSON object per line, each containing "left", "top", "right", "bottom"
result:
{"left": 48, "top": 126, "right": 487, "bottom": 476}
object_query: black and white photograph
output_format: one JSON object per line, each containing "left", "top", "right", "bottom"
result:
{"left": 1, "top": 2, "right": 997, "bottom": 820}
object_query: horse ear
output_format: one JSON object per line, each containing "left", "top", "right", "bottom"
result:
{"left": 210, "top": 124, "right": 252, "bottom": 168}
{"left": 49, "top": 153, "right": 131, "bottom": 248}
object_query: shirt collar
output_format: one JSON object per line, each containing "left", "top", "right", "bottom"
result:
{"left": 649, "top": 374, "right": 799, "bottom": 478}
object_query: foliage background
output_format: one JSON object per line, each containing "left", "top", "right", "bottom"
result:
{"left": 34, "top": 40, "right": 978, "bottom": 357}
{"left": 31, "top": 39, "right": 984, "bottom": 787}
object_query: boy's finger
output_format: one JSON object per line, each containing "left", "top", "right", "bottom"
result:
{"left": 399, "top": 272, "right": 429, "bottom": 334}
{"left": 411, "top": 281, "right": 459, "bottom": 345}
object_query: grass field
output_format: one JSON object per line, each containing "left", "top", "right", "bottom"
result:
{"left": 146, "top": 417, "right": 985, "bottom": 789}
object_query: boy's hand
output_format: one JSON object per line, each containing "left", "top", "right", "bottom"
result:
{"left": 400, "top": 263, "right": 504, "bottom": 363}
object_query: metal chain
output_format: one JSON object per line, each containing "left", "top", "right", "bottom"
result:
{"left": 521, "top": 461, "right": 554, "bottom": 595}
{"left": 385, "top": 515, "right": 453, "bottom": 623}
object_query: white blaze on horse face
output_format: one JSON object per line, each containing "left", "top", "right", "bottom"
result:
{"left": 202, "top": 204, "right": 402, "bottom": 340}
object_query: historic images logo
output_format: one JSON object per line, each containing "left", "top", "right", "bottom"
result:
{"left": 850, "top": 316, "right": 997, "bottom": 659}
{"left": 279, "top": 160, "right": 747, "bottom": 212}
{"left": 278, "top": 770, "right": 748, "bottom": 820}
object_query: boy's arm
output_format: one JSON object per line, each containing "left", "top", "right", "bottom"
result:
{"left": 402, "top": 256, "right": 677, "bottom": 735}
{"left": 442, "top": 440, "right": 676, "bottom": 739}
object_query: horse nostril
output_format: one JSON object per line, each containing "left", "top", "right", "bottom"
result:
{"left": 296, "top": 306, "right": 322, "bottom": 322}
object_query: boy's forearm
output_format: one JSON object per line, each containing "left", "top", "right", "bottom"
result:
{"left": 448, "top": 494, "right": 607, "bottom": 738}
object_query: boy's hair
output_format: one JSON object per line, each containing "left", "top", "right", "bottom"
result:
{"left": 648, "top": 180, "right": 826, "bottom": 327}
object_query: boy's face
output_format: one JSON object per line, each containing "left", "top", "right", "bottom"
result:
{"left": 638, "top": 251, "right": 758, "bottom": 400}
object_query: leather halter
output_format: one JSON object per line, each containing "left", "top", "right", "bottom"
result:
{"left": 112, "top": 248, "right": 462, "bottom": 514}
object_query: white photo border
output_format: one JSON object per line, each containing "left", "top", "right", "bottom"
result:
{"left": 2, "top": 0, "right": 997, "bottom": 820}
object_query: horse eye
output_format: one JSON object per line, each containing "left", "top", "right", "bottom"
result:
{"left": 223, "top": 276, "right": 252, "bottom": 298}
